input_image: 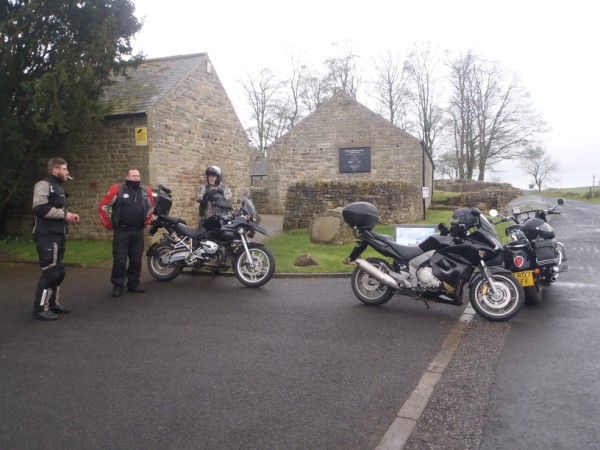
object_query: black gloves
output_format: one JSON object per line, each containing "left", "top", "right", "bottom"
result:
{"left": 204, "top": 189, "right": 217, "bottom": 202}
{"left": 216, "top": 186, "right": 224, "bottom": 194}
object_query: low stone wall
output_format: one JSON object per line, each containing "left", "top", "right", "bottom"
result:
{"left": 434, "top": 179, "right": 522, "bottom": 211}
{"left": 283, "top": 180, "right": 423, "bottom": 230}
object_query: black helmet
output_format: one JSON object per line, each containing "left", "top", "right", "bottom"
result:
{"left": 450, "top": 207, "right": 479, "bottom": 236}
{"left": 205, "top": 166, "right": 222, "bottom": 185}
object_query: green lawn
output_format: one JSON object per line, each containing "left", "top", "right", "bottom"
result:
{"left": 1, "top": 237, "right": 112, "bottom": 266}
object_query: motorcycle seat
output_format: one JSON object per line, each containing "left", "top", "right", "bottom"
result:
{"left": 176, "top": 223, "right": 208, "bottom": 238}
{"left": 370, "top": 231, "right": 424, "bottom": 260}
{"left": 389, "top": 242, "right": 424, "bottom": 260}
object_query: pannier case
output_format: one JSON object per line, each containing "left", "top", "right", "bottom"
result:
{"left": 534, "top": 240, "right": 558, "bottom": 264}
{"left": 342, "top": 202, "right": 380, "bottom": 229}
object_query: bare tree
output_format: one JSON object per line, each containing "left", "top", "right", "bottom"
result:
{"left": 404, "top": 43, "right": 446, "bottom": 160}
{"left": 446, "top": 51, "right": 547, "bottom": 180}
{"left": 446, "top": 50, "right": 478, "bottom": 179}
{"left": 371, "top": 50, "right": 410, "bottom": 128}
{"left": 324, "top": 42, "right": 361, "bottom": 99}
{"left": 300, "top": 73, "right": 330, "bottom": 113}
{"left": 240, "top": 68, "right": 285, "bottom": 156}
{"left": 520, "top": 145, "right": 559, "bottom": 191}
{"left": 284, "top": 54, "right": 308, "bottom": 129}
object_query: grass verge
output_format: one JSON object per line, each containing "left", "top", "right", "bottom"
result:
{"left": 0, "top": 236, "right": 112, "bottom": 266}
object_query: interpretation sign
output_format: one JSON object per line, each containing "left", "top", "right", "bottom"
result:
{"left": 339, "top": 147, "right": 371, "bottom": 173}
{"left": 394, "top": 224, "right": 437, "bottom": 246}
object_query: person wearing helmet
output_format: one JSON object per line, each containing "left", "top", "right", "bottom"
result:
{"left": 196, "top": 165, "right": 232, "bottom": 224}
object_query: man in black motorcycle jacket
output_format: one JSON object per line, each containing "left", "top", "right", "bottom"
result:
{"left": 31, "top": 157, "right": 80, "bottom": 321}
{"left": 98, "top": 168, "right": 155, "bottom": 298}
{"left": 196, "top": 165, "right": 232, "bottom": 225}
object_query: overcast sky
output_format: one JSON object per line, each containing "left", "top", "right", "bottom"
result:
{"left": 130, "top": 0, "right": 599, "bottom": 189}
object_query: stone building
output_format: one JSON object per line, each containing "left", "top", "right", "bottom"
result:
{"left": 67, "top": 53, "right": 250, "bottom": 239}
{"left": 264, "top": 91, "right": 433, "bottom": 215}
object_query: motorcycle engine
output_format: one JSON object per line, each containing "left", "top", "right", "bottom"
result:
{"left": 417, "top": 266, "right": 441, "bottom": 289}
{"left": 200, "top": 240, "right": 219, "bottom": 254}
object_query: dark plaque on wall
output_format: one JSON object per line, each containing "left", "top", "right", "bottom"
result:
{"left": 339, "top": 147, "right": 371, "bottom": 173}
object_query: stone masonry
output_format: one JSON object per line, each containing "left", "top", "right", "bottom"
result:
{"left": 265, "top": 91, "right": 433, "bottom": 215}
{"left": 61, "top": 54, "right": 250, "bottom": 240}
{"left": 283, "top": 180, "right": 423, "bottom": 230}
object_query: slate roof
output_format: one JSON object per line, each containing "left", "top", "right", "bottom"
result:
{"left": 101, "top": 53, "right": 208, "bottom": 117}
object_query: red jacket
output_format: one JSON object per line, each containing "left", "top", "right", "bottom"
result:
{"left": 98, "top": 184, "right": 155, "bottom": 230}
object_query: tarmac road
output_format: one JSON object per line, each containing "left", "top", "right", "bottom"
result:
{"left": 406, "top": 197, "right": 600, "bottom": 449}
{"left": 0, "top": 261, "right": 464, "bottom": 449}
{"left": 2, "top": 200, "right": 598, "bottom": 449}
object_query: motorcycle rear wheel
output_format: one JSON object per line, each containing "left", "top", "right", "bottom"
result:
{"left": 524, "top": 281, "right": 543, "bottom": 305}
{"left": 351, "top": 257, "right": 394, "bottom": 306}
{"left": 469, "top": 273, "right": 524, "bottom": 321}
{"left": 147, "top": 244, "right": 184, "bottom": 281}
{"left": 234, "top": 244, "right": 275, "bottom": 287}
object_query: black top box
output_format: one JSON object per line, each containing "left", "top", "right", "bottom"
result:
{"left": 342, "top": 202, "right": 380, "bottom": 229}
{"left": 154, "top": 193, "right": 173, "bottom": 216}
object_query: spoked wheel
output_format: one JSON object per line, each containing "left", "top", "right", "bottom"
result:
{"left": 351, "top": 257, "right": 394, "bottom": 306}
{"left": 470, "top": 273, "right": 524, "bottom": 321}
{"left": 147, "top": 244, "right": 183, "bottom": 281}
{"left": 234, "top": 244, "right": 275, "bottom": 287}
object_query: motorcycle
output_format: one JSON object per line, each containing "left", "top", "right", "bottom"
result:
{"left": 489, "top": 198, "right": 568, "bottom": 304}
{"left": 146, "top": 185, "right": 275, "bottom": 287}
{"left": 342, "top": 202, "right": 525, "bottom": 322}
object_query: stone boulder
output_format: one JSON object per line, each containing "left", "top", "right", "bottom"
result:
{"left": 309, "top": 207, "right": 355, "bottom": 245}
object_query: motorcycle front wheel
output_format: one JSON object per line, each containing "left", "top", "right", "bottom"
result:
{"left": 469, "top": 273, "right": 524, "bottom": 321}
{"left": 351, "top": 257, "right": 394, "bottom": 306}
{"left": 147, "top": 244, "right": 183, "bottom": 281}
{"left": 234, "top": 244, "right": 275, "bottom": 287}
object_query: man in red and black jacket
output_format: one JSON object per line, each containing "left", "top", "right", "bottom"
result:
{"left": 98, "top": 168, "right": 155, "bottom": 297}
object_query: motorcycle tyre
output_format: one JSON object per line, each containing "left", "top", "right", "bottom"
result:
{"left": 469, "top": 272, "right": 524, "bottom": 322}
{"left": 351, "top": 257, "right": 394, "bottom": 306}
{"left": 524, "top": 281, "right": 543, "bottom": 305}
{"left": 233, "top": 243, "right": 275, "bottom": 288}
{"left": 147, "top": 244, "right": 184, "bottom": 281}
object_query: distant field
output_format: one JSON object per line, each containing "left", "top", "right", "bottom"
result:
{"left": 536, "top": 186, "right": 600, "bottom": 204}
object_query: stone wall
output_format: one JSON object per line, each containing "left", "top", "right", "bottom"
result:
{"left": 266, "top": 92, "right": 433, "bottom": 215}
{"left": 283, "top": 180, "right": 423, "bottom": 230}
{"left": 434, "top": 180, "right": 522, "bottom": 212}
{"left": 19, "top": 58, "right": 251, "bottom": 240}
{"left": 146, "top": 60, "right": 250, "bottom": 230}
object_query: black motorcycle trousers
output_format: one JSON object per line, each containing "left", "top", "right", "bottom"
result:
{"left": 111, "top": 228, "right": 145, "bottom": 289}
{"left": 33, "top": 233, "right": 66, "bottom": 313}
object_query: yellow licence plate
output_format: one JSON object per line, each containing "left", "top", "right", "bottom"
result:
{"left": 514, "top": 270, "right": 534, "bottom": 287}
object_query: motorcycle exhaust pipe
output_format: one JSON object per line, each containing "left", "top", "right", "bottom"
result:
{"left": 355, "top": 258, "right": 400, "bottom": 290}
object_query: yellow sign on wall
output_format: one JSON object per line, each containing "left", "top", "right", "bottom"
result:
{"left": 135, "top": 127, "right": 148, "bottom": 146}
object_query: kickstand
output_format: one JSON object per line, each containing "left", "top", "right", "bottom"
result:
{"left": 423, "top": 299, "right": 430, "bottom": 309}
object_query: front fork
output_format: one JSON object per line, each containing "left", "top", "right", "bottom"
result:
{"left": 238, "top": 229, "right": 255, "bottom": 268}
{"left": 479, "top": 259, "right": 499, "bottom": 295}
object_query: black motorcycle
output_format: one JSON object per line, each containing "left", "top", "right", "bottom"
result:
{"left": 489, "top": 198, "right": 568, "bottom": 304}
{"left": 146, "top": 186, "right": 275, "bottom": 287}
{"left": 342, "top": 202, "right": 525, "bottom": 322}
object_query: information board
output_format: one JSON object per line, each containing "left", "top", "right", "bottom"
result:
{"left": 339, "top": 147, "right": 371, "bottom": 173}
{"left": 394, "top": 224, "right": 437, "bottom": 246}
